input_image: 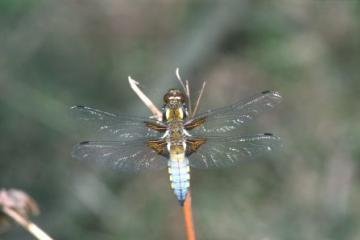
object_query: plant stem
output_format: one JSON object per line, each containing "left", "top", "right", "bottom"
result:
{"left": 2, "top": 207, "right": 53, "bottom": 240}
{"left": 183, "top": 192, "right": 196, "bottom": 240}
{"left": 191, "top": 81, "right": 206, "bottom": 118}
{"left": 128, "top": 76, "right": 163, "bottom": 120}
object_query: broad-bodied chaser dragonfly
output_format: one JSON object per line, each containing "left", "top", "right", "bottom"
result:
{"left": 71, "top": 89, "right": 281, "bottom": 205}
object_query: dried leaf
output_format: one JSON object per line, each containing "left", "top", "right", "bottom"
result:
{"left": 0, "top": 188, "right": 40, "bottom": 232}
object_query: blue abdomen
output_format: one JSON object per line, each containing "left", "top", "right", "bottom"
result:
{"left": 168, "top": 157, "right": 190, "bottom": 206}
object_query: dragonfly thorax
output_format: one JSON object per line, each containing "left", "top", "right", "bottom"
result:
{"left": 164, "top": 107, "right": 186, "bottom": 122}
{"left": 165, "top": 121, "right": 187, "bottom": 145}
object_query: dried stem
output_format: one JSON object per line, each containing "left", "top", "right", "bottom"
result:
{"left": 128, "top": 75, "right": 197, "bottom": 240}
{"left": 2, "top": 207, "right": 53, "bottom": 240}
{"left": 175, "top": 68, "right": 187, "bottom": 95}
{"left": 185, "top": 80, "right": 192, "bottom": 114}
{"left": 191, "top": 81, "right": 207, "bottom": 118}
{"left": 128, "top": 76, "right": 162, "bottom": 121}
{"left": 175, "top": 68, "right": 192, "bottom": 114}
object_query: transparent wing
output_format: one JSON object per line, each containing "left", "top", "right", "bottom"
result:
{"left": 187, "top": 91, "right": 281, "bottom": 136}
{"left": 188, "top": 134, "right": 281, "bottom": 168}
{"left": 72, "top": 139, "right": 168, "bottom": 172}
{"left": 71, "top": 106, "right": 163, "bottom": 140}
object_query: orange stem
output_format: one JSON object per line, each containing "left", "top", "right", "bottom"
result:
{"left": 183, "top": 191, "right": 196, "bottom": 240}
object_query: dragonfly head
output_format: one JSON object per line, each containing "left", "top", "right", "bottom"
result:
{"left": 163, "top": 89, "right": 187, "bottom": 121}
{"left": 164, "top": 89, "right": 186, "bottom": 104}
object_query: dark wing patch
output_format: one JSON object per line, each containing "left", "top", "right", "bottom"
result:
{"left": 186, "top": 137, "right": 207, "bottom": 156}
{"left": 184, "top": 117, "right": 206, "bottom": 130}
{"left": 146, "top": 139, "right": 168, "bottom": 157}
{"left": 145, "top": 121, "right": 167, "bottom": 132}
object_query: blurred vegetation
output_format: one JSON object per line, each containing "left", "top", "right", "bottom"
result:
{"left": 1, "top": 0, "right": 360, "bottom": 239}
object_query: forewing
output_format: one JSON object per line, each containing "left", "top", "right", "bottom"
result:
{"left": 186, "top": 91, "right": 281, "bottom": 136}
{"left": 71, "top": 106, "right": 164, "bottom": 140}
{"left": 188, "top": 134, "right": 281, "bottom": 168}
{"left": 72, "top": 139, "right": 168, "bottom": 172}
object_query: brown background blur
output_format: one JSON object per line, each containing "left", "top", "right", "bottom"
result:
{"left": 1, "top": 1, "right": 360, "bottom": 239}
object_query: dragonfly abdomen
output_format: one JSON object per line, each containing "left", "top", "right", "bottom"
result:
{"left": 168, "top": 153, "right": 190, "bottom": 206}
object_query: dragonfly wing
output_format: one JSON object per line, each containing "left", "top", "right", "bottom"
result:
{"left": 186, "top": 91, "right": 281, "bottom": 136}
{"left": 71, "top": 106, "right": 164, "bottom": 140}
{"left": 187, "top": 134, "right": 281, "bottom": 169}
{"left": 72, "top": 139, "right": 168, "bottom": 172}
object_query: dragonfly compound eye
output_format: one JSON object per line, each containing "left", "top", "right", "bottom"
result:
{"left": 164, "top": 89, "right": 186, "bottom": 103}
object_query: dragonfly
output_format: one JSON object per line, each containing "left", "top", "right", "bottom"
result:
{"left": 71, "top": 89, "right": 282, "bottom": 205}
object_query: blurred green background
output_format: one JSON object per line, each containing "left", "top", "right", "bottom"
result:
{"left": 1, "top": 0, "right": 360, "bottom": 239}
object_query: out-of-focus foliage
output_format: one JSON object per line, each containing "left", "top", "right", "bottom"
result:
{"left": 1, "top": 0, "right": 360, "bottom": 239}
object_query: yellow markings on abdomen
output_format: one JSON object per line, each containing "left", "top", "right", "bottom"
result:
{"left": 169, "top": 144, "right": 185, "bottom": 161}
